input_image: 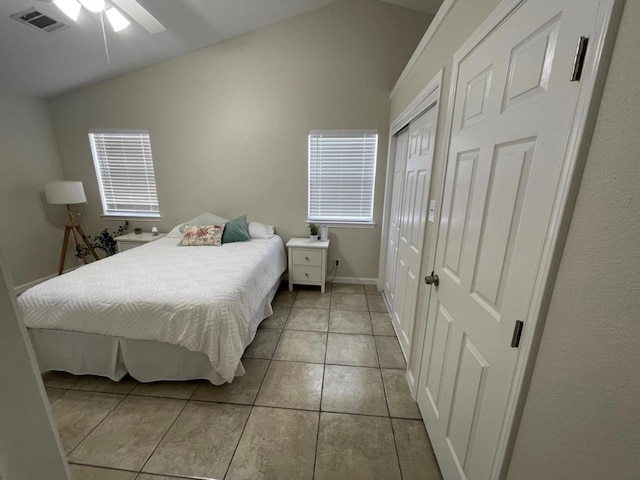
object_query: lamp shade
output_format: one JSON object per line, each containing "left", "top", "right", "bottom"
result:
{"left": 45, "top": 181, "right": 87, "bottom": 205}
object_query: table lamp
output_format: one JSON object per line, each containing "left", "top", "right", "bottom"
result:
{"left": 45, "top": 180, "right": 99, "bottom": 274}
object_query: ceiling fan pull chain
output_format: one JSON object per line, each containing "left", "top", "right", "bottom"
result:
{"left": 100, "top": 11, "right": 111, "bottom": 65}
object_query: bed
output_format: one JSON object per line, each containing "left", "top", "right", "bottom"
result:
{"left": 19, "top": 224, "right": 286, "bottom": 385}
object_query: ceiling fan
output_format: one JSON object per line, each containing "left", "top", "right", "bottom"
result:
{"left": 49, "top": 0, "right": 165, "bottom": 33}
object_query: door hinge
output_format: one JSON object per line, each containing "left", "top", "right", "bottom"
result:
{"left": 570, "top": 36, "right": 589, "bottom": 82}
{"left": 511, "top": 320, "right": 524, "bottom": 348}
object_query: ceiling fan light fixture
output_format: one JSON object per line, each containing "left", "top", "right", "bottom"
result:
{"left": 105, "top": 6, "right": 130, "bottom": 32}
{"left": 79, "top": 0, "right": 106, "bottom": 13}
{"left": 53, "top": 0, "right": 81, "bottom": 21}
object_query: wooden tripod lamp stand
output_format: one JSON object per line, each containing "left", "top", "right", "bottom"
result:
{"left": 45, "top": 181, "right": 99, "bottom": 275}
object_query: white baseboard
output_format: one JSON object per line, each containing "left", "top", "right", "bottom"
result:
{"left": 282, "top": 274, "right": 378, "bottom": 286}
{"left": 14, "top": 268, "right": 77, "bottom": 295}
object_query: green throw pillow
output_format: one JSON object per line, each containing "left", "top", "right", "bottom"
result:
{"left": 222, "top": 215, "right": 250, "bottom": 244}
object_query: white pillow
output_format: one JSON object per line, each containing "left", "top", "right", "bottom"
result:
{"left": 248, "top": 221, "right": 275, "bottom": 239}
{"left": 166, "top": 212, "right": 229, "bottom": 238}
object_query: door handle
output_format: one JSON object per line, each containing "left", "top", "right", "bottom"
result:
{"left": 425, "top": 271, "right": 439, "bottom": 287}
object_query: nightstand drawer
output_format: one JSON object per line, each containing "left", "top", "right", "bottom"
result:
{"left": 292, "top": 249, "right": 322, "bottom": 266}
{"left": 292, "top": 265, "right": 322, "bottom": 283}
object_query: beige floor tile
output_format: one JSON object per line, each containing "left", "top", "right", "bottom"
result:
{"left": 143, "top": 401, "right": 250, "bottom": 478}
{"left": 72, "top": 375, "right": 138, "bottom": 395}
{"left": 329, "top": 310, "right": 373, "bottom": 335}
{"left": 285, "top": 307, "right": 329, "bottom": 332}
{"left": 322, "top": 365, "right": 387, "bottom": 416}
{"left": 293, "top": 290, "right": 332, "bottom": 309}
{"left": 273, "top": 330, "right": 327, "bottom": 363}
{"left": 367, "top": 294, "right": 388, "bottom": 312}
{"left": 364, "top": 284, "right": 382, "bottom": 295}
{"left": 331, "top": 293, "right": 368, "bottom": 311}
{"left": 392, "top": 418, "right": 442, "bottom": 480}
{"left": 69, "top": 464, "right": 136, "bottom": 480}
{"left": 69, "top": 396, "right": 186, "bottom": 470}
{"left": 375, "top": 336, "right": 406, "bottom": 369}
{"left": 255, "top": 361, "right": 323, "bottom": 410}
{"left": 331, "top": 283, "right": 365, "bottom": 294}
{"left": 326, "top": 333, "right": 378, "bottom": 367}
{"left": 51, "top": 391, "right": 124, "bottom": 453}
{"left": 382, "top": 369, "right": 421, "bottom": 419}
{"left": 315, "top": 413, "right": 401, "bottom": 480}
{"left": 42, "top": 371, "right": 80, "bottom": 389}
{"left": 226, "top": 406, "right": 318, "bottom": 480}
{"left": 243, "top": 328, "right": 281, "bottom": 359}
{"left": 45, "top": 386, "right": 66, "bottom": 403}
{"left": 273, "top": 290, "right": 297, "bottom": 307}
{"left": 191, "top": 358, "right": 269, "bottom": 405}
{"left": 130, "top": 381, "right": 199, "bottom": 400}
{"left": 260, "top": 307, "right": 290, "bottom": 329}
{"left": 370, "top": 312, "right": 396, "bottom": 336}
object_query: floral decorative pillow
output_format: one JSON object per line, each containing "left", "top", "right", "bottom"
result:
{"left": 177, "top": 212, "right": 229, "bottom": 234}
{"left": 178, "top": 224, "right": 224, "bottom": 246}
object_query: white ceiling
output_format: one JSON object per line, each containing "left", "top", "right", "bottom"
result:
{"left": 0, "top": 0, "right": 442, "bottom": 99}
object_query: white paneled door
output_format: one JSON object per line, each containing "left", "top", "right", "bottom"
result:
{"left": 384, "top": 128, "right": 409, "bottom": 311}
{"left": 416, "top": 0, "right": 607, "bottom": 479}
{"left": 393, "top": 107, "right": 436, "bottom": 358}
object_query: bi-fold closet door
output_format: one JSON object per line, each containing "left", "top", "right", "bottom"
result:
{"left": 384, "top": 105, "right": 437, "bottom": 360}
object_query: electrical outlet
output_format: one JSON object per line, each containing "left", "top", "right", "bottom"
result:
{"left": 335, "top": 258, "right": 340, "bottom": 267}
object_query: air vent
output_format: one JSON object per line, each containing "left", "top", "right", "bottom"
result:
{"left": 10, "top": 7, "right": 69, "bottom": 34}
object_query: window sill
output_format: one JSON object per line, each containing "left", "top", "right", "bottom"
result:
{"left": 101, "top": 214, "right": 162, "bottom": 222}
{"left": 306, "top": 221, "right": 376, "bottom": 229}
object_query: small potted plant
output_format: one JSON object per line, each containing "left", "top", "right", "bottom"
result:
{"left": 309, "top": 223, "right": 319, "bottom": 240}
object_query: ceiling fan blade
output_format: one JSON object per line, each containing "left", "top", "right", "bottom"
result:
{"left": 111, "top": 0, "right": 165, "bottom": 34}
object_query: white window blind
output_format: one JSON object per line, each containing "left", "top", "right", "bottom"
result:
{"left": 88, "top": 130, "right": 160, "bottom": 217}
{"left": 308, "top": 130, "right": 378, "bottom": 224}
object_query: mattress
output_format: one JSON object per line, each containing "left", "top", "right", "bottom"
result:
{"left": 19, "top": 235, "right": 286, "bottom": 383}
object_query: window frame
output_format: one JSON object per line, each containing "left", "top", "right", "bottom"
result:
{"left": 88, "top": 129, "right": 161, "bottom": 219}
{"left": 307, "top": 129, "right": 378, "bottom": 227}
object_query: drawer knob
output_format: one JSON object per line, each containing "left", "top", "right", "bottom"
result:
{"left": 305, "top": 273, "right": 309, "bottom": 277}
{"left": 305, "top": 257, "right": 309, "bottom": 261}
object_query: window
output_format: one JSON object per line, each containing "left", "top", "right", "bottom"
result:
{"left": 88, "top": 130, "right": 160, "bottom": 218}
{"left": 308, "top": 130, "right": 378, "bottom": 225}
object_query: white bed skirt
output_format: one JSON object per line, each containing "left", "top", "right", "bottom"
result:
{"left": 28, "top": 281, "right": 279, "bottom": 385}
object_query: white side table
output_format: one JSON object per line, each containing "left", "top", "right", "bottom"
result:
{"left": 115, "top": 232, "right": 166, "bottom": 252}
{"left": 286, "top": 238, "right": 330, "bottom": 293}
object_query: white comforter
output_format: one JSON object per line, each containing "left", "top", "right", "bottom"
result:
{"left": 19, "top": 235, "right": 286, "bottom": 382}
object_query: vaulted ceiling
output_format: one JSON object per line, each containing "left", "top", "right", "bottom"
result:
{"left": 0, "top": 0, "right": 441, "bottom": 98}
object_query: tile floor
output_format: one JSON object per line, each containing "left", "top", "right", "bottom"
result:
{"left": 43, "top": 283, "right": 442, "bottom": 480}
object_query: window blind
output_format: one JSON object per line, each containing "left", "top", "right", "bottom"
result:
{"left": 308, "top": 130, "right": 377, "bottom": 223}
{"left": 89, "top": 130, "right": 160, "bottom": 217}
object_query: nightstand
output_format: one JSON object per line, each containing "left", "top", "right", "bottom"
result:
{"left": 286, "top": 238, "right": 330, "bottom": 293}
{"left": 115, "top": 232, "right": 166, "bottom": 252}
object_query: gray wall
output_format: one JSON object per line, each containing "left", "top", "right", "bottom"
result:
{"left": 49, "top": 0, "right": 431, "bottom": 280}
{"left": 0, "top": 86, "right": 68, "bottom": 287}
{"left": 390, "top": 0, "right": 640, "bottom": 477}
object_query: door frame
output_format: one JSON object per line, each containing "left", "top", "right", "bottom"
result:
{"left": 415, "top": 0, "right": 624, "bottom": 478}
{"left": 377, "top": 68, "right": 443, "bottom": 299}
{"left": 0, "top": 249, "right": 69, "bottom": 478}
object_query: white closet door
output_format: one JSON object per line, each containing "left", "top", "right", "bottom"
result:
{"left": 392, "top": 107, "right": 436, "bottom": 358}
{"left": 416, "top": 0, "right": 605, "bottom": 478}
{"left": 383, "top": 129, "right": 409, "bottom": 310}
